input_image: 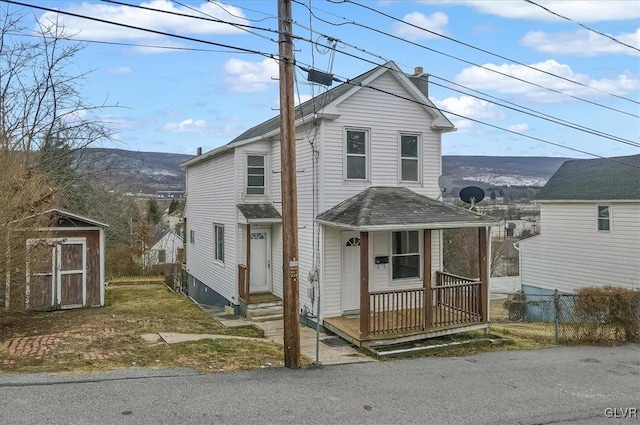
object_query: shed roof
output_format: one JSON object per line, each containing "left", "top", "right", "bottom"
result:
{"left": 237, "top": 203, "right": 282, "bottom": 223}
{"left": 535, "top": 155, "right": 640, "bottom": 201}
{"left": 316, "top": 187, "right": 497, "bottom": 230}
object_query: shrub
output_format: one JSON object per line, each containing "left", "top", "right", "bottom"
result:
{"left": 572, "top": 287, "right": 640, "bottom": 343}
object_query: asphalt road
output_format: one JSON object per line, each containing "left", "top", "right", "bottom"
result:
{"left": 1, "top": 345, "right": 638, "bottom": 425}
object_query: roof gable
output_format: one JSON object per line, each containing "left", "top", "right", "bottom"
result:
{"left": 535, "top": 155, "right": 640, "bottom": 201}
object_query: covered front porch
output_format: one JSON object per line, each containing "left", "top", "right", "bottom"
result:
{"left": 316, "top": 187, "right": 497, "bottom": 347}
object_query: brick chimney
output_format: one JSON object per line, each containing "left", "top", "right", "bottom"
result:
{"left": 409, "top": 66, "right": 429, "bottom": 98}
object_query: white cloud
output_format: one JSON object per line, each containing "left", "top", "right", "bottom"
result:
{"left": 392, "top": 12, "right": 449, "bottom": 41}
{"left": 454, "top": 60, "right": 639, "bottom": 103}
{"left": 162, "top": 118, "right": 209, "bottom": 134}
{"left": 507, "top": 123, "right": 530, "bottom": 132}
{"left": 223, "top": 58, "right": 279, "bottom": 92}
{"left": 105, "top": 66, "right": 132, "bottom": 75}
{"left": 434, "top": 95, "right": 505, "bottom": 131}
{"left": 521, "top": 28, "right": 640, "bottom": 56}
{"left": 37, "top": 0, "right": 247, "bottom": 50}
{"left": 424, "top": 1, "right": 639, "bottom": 22}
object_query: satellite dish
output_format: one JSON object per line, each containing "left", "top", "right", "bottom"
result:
{"left": 438, "top": 175, "right": 453, "bottom": 194}
{"left": 460, "top": 186, "right": 485, "bottom": 208}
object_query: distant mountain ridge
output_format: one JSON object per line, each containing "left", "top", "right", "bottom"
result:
{"left": 81, "top": 148, "right": 570, "bottom": 194}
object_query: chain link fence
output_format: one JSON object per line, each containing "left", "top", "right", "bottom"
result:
{"left": 490, "top": 290, "right": 640, "bottom": 343}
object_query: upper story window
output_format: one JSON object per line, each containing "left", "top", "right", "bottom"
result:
{"left": 392, "top": 230, "right": 420, "bottom": 279}
{"left": 597, "top": 205, "right": 610, "bottom": 231}
{"left": 345, "top": 129, "right": 368, "bottom": 180}
{"left": 400, "top": 134, "right": 420, "bottom": 182}
{"left": 246, "top": 154, "right": 266, "bottom": 195}
{"left": 189, "top": 229, "right": 195, "bottom": 244}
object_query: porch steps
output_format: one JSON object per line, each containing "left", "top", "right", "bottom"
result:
{"left": 245, "top": 302, "right": 283, "bottom": 321}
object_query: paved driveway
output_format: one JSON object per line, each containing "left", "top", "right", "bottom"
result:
{"left": 0, "top": 345, "right": 638, "bottom": 425}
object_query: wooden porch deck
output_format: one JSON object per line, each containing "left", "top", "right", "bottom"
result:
{"left": 324, "top": 306, "right": 488, "bottom": 347}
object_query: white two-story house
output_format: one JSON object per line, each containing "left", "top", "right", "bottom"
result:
{"left": 518, "top": 154, "right": 640, "bottom": 296}
{"left": 183, "top": 62, "right": 497, "bottom": 346}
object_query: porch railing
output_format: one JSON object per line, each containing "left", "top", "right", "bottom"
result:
{"left": 369, "top": 288, "right": 425, "bottom": 335}
{"left": 365, "top": 272, "right": 485, "bottom": 337}
{"left": 238, "top": 264, "right": 249, "bottom": 302}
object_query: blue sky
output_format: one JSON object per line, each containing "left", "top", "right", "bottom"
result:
{"left": 6, "top": 0, "right": 640, "bottom": 157}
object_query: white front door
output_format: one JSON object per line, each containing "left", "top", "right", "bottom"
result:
{"left": 341, "top": 232, "right": 361, "bottom": 313}
{"left": 249, "top": 228, "right": 271, "bottom": 293}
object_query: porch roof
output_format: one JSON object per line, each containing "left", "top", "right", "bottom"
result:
{"left": 237, "top": 203, "right": 282, "bottom": 224}
{"left": 316, "top": 187, "right": 498, "bottom": 231}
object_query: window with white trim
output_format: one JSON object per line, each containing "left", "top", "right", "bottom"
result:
{"left": 214, "top": 225, "right": 224, "bottom": 262}
{"left": 189, "top": 230, "right": 195, "bottom": 244}
{"left": 392, "top": 231, "right": 420, "bottom": 279}
{"left": 345, "top": 129, "right": 368, "bottom": 180}
{"left": 597, "top": 205, "right": 610, "bottom": 231}
{"left": 400, "top": 134, "right": 420, "bottom": 182}
{"left": 246, "top": 154, "right": 266, "bottom": 195}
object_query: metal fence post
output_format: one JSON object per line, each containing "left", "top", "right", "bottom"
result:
{"left": 554, "top": 289, "right": 560, "bottom": 342}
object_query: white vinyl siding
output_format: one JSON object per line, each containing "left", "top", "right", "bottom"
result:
{"left": 400, "top": 133, "right": 420, "bottom": 183}
{"left": 520, "top": 202, "right": 640, "bottom": 293}
{"left": 185, "top": 150, "right": 237, "bottom": 303}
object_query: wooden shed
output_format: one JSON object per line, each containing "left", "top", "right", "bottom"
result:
{"left": 4, "top": 209, "right": 107, "bottom": 311}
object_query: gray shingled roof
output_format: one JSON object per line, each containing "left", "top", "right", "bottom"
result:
{"left": 237, "top": 203, "right": 282, "bottom": 221}
{"left": 316, "top": 187, "right": 497, "bottom": 229}
{"left": 535, "top": 155, "right": 640, "bottom": 201}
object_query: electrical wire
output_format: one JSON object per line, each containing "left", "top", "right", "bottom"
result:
{"left": 206, "top": 0, "right": 278, "bottom": 24}
{"left": 303, "top": 1, "right": 639, "bottom": 118}
{"left": 332, "top": 0, "right": 640, "bottom": 105}
{"left": 524, "top": 0, "right": 640, "bottom": 54}
{"left": 2, "top": 0, "right": 279, "bottom": 59}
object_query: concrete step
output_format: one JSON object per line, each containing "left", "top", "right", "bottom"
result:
{"left": 246, "top": 305, "right": 284, "bottom": 320}
{"left": 246, "top": 300, "right": 283, "bottom": 310}
{"left": 251, "top": 313, "right": 284, "bottom": 322}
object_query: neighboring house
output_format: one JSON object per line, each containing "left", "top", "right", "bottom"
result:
{"left": 3, "top": 209, "right": 107, "bottom": 311}
{"left": 144, "top": 224, "right": 184, "bottom": 268}
{"left": 163, "top": 211, "right": 183, "bottom": 232}
{"left": 182, "top": 62, "right": 497, "bottom": 347}
{"left": 518, "top": 155, "right": 640, "bottom": 296}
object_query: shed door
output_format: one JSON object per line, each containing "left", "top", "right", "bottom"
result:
{"left": 57, "top": 239, "right": 87, "bottom": 309}
{"left": 26, "top": 241, "right": 56, "bottom": 311}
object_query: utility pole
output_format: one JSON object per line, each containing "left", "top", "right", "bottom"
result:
{"left": 277, "top": 0, "right": 300, "bottom": 369}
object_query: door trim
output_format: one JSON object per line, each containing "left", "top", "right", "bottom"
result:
{"left": 341, "top": 231, "right": 361, "bottom": 314}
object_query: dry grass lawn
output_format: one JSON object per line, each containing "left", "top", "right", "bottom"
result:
{"left": 0, "top": 284, "right": 288, "bottom": 373}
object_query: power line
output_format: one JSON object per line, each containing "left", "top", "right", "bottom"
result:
{"left": 296, "top": 62, "right": 640, "bottom": 167}
{"left": 334, "top": 0, "right": 640, "bottom": 105}
{"left": 2, "top": 0, "right": 279, "bottom": 59}
{"left": 524, "top": 0, "right": 640, "bottom": 54}
{"left": 309, "top": 1, "right": 640, "bottom": 117}
{"left": 206, "top": 0, "right": 278, "bottom": 24}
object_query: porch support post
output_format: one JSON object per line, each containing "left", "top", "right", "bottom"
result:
{"left": 245, "top": 223, "right": 251, "bottom": 302}
{"left": 478, "top": 227, "right": 488, "bottom": 322}
{"left": 359, "top": 231, "right": 369, "bottom": 339}
{"left": 423, "top": 229, "right": 432, "bottom": 331}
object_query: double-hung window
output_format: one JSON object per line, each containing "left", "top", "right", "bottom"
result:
{"left": 246, "top": 155, "right": 266, "bottom": 195}
{"left": 400, "top": 134, "right": 420, "bottom": 182}
{"left": 597, "top": 205, "right": 610, "bottom": 231}
{"left": 392, "top": 231, "right": 420, "bottom": 279}
{"left": 214, "top": 224, "right": 224, "bottom": 262}
{"left": 345, "top": 129, "right": 368, "bottom": 180}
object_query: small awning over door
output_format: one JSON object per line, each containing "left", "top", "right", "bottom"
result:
{"left": 237, "top": 203, "right": 282, "bottom": 224}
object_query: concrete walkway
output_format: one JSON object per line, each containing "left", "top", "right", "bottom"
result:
{"left": 200, "top": 305, "right": 375, "bottom": 365}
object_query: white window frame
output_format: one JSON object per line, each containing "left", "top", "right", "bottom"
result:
{"left": 214, "top": 224, "right": 225, "bottom": 263}
{"left": 189, "top": 229, "right": 195, "bottom": 244}
{"left": 245, "top": 153, "right": 268, "bottom": 196}
{"left": 399, "top": 133, "right": 421, "bottom": 183}
{"left": 390, "top": 230, "right": 422, "bottom": 281}
{"left": 344, "top": 128, "right": 369, "bottom": 181}
{"left": 597, "top": 204, "right": 611, "bottom": 232}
